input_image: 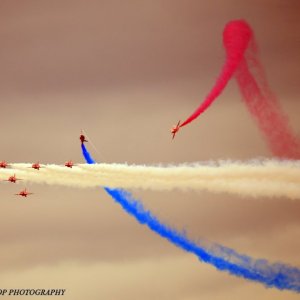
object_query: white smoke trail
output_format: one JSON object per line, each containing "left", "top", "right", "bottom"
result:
{"left": 0, "top": 159, "right": 300, "bottom": 199}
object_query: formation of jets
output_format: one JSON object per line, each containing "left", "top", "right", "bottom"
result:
{"left": 1, "top": 132, "right": 89, "bottom": 198}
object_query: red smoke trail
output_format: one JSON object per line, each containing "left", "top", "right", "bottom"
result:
{"left": 178, "top": 19, "right": 300, "bottom": 158}
{"left": 235, "top": 48, "right": 300, "bottom": 158}
{"left": 180, "top": 20, "right": 252, "bottom": 127}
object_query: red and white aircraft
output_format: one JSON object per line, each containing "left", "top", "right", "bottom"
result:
{"left": 65, "top": 160, "right": 74, "bottom": 168}
{"left": 15, "top": 188, "right": 33, "bottom": 197}
{"left": 171, "top": 120, "right": 181, "bottom": 139}
{"left": 31, "top": 162, "right": 42, "bottom": 170}
{"left": 4, "top": 174, "right": 22, "bottom": 183}
{"left": 0, "top": 161, "right": 8, "bottom": 168}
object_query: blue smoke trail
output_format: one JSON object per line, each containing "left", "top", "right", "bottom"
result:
{"left": 81, "top": 143, "right": 300, "bottom": 292}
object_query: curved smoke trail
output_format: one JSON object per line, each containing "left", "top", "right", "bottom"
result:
{"left": 81, "top": 144, "right": 300, "bottom": 292}
{"left": 179, "top": 20, "right": 252, "bottom": 128}
{"left": 177, "top": 19, "right": 300, "bottom": 158}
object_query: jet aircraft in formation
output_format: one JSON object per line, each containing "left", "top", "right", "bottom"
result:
{"left": 2, "top": 131, "right": 89, "bottom": 197}
{"left": 64, "top": 160, "right": 74, "bottom": 168}
{"left": 15, "top": 188, "right": 33, "bottom": 197}
{"left": 31, "top": 162, "right": 43, "bottom": 170}
{"left": 3, "top": 174, "right": 22, "bottom": 183}
{"left": 0, "top": 161, "right": 8, "bottom": 168}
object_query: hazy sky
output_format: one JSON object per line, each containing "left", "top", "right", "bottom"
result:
{"left": 0, "top": 1, "right": 300, "bottom": 299}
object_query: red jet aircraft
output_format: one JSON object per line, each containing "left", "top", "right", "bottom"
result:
{"left": 15, "top": 188, "right": 33, "bottom": 197}
{"left": 65, "top": 160, "right": 74, "bottom": 168}
{"left": 80, "top": 133, "right": 88, "bottom": 144}
{"left": 4, "top": 174, "right": 22, "bottom": 183}
{"left": 31, "top": 162, "right": 42, "bottom": 170}
{"left": 171, "top": 120, "right": 181, "bottom": 139}
{"left": 0, "top": 161, "right": 8, "bottom": 168}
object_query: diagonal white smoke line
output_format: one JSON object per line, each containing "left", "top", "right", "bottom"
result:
{"left": 0, "top": 160, "right": 299, "bottom": 199}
